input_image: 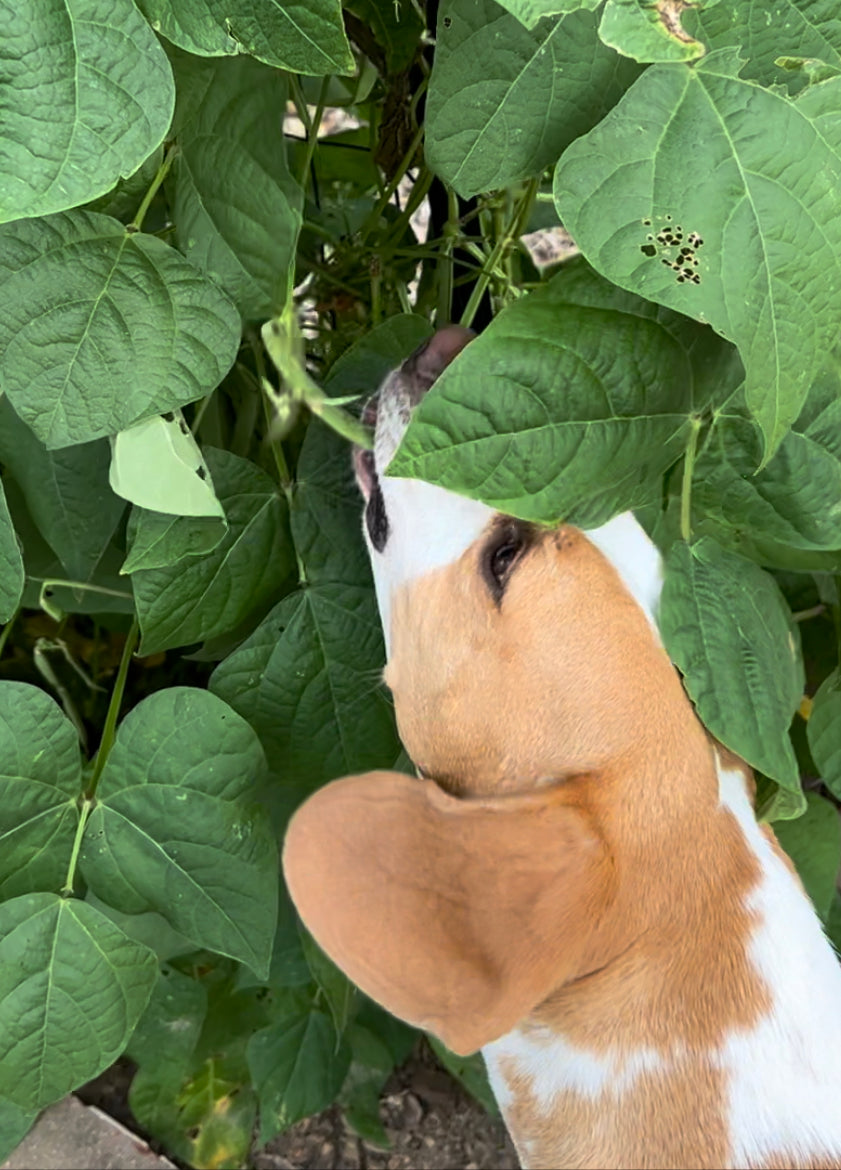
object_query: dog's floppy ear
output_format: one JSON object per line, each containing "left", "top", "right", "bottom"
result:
{"left": 282, "top": 772, "right": 612, "bottom": 1054}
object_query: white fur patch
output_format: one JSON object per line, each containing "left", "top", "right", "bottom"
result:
{"left": 717, "top": 762, "right": 841, "bottom": 1164}
{"left": 584, "top": 512, "right": 663, "bottom": 633}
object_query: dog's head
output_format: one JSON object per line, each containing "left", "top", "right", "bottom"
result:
{"left": 283, "top": 329, "right": 718, "bottom": 1054}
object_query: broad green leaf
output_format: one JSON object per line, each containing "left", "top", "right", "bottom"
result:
{"left": 248, "top": 1010, "right": 351, "bottom": 1142}
{"left": 0, "top": 397, "right": 125, "bottom": 581}
{"left": 127, "top": 965, "right": 207, "bottom": 1070}
{"left": 0, "top": 682, "right": 81, "bottom": 899}
{"left": 773, "top": 792, "right": 841, "bottom": 921}
{"left": 390, "top": 264, "right": 736, "bottom": 526}
{"left": 808, "top": 669, "right": 841, "bottom": 799}
{"left": 0, "top": 893, "right": 157, "bottom": 1112}
{"left": 426, "top": 1, "right": 640, "bottom": 198}
{"left": 0, "top": 1096, "right": 34, "bottom": 1163}
{"left": 110, "top": 412, "right": 224, "bottom": 518}
{"left": 237, "top": 883, "right": 311, "bottom": 990}
{"left": 0, "top": 478, "right": 23, "bottom": 623}
{"left": 494, "top": 0, "right": 600, "bottom": 26}
{"left": 0, "top": 211, "right": 241, "bottom": 449}
{"left": 133, "top": 449, "right": 294, "bottom": 655}
{"left": 80, "top": 687, "right": 277, "bottom": 977}
{"left": 427, "top": 1037, "right": 500, "bottom": 1116}
{"left": 122, "top": 509, "right": 227, "bottom": 575}
{"left": 170, "top": 53, "right": 303, "bottom": 320}
{"left": 0, "top": 0, "right": 173, "bottom": 223}
{"left": 87, "top": 145, "right": 164, "bottom": 223}
{"left": 139, "top": 0, "right": 354, "bottom": 75}
{"left": 323, "top": 314, "right": 433, "bottom": 399}
{"left": 209, "top": 584, "right": 399, "bottom": 799}
{"left": 659, "top": 539, "right": 803, "bottom": 790}
{"left": 693, "top": 377, "right": 841, "bottom": 551}
{"left": 688, "top": 0, "right": 841, "bottom": 92}
{"left": 599, "top": 0, "right": 706, "bottom": 62}
{"left": 554, "top": 53, "right": 841, "bottom": 463}
{"left": 339, "top": 1024, "right": 393, "bottom": 1148}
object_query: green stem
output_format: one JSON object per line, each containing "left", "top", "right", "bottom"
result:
{"left": 130, "top": 145, "right": 178, "bottom": 233}
{"left": 86, "top": 617, "right": 138, "bottom": 799}
{"left": 0, "top": 605, "right": 20, "bottom": 659}
{"left": 381, "top": 168, "right": 434, "bottom": 250}
{"left": 33, "top": 578, "right": 133, "bottom": 601}
{"left": 680, "top": 416, "right": 703, "bottom": 544}
{"left": 61, "top": 797, "right": 93, "bottom": 897}
{"left": 298, "top": 76, "right": 330, "bottom": 188}
{"left": 459, "top": 179, "right": 539, "bottom": 328}
{"left": 249, "top": 332, "right": 291, "bottom": 487}
{"left": 358, "top": 118, "right": 426, "bottom": 248}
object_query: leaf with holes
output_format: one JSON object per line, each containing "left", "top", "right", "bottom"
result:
{"left": 0, "top": 683, "right": 81, "bottom": 900}
{"left": 170, "top": 53, "right": 303, "bottom": 320}
{"left": 80, "top": 688, "right": 277, "bottom": 977}
{"left": 426, "top": 0, "right": 639, "bottom": 198}
{"left": 0, "top": 211, "right": 241, "bottom": 449}
{"left": 132, "top": 449, "right": 294, "bottom": 654}
{"left": 390, "top": 263, "right": 737, "bottom": 527}
{"left": 0, "top": 893, "right": 157, "bottom": 1112}
{"left": 687, "top": 0, "right": 841, "bottom": 92}
{"left": 248, "top": 1009, "right": 351, "bottom": 1142}
{"left": 0, "top": 0, "right": 173, "bottom": 223}
{"left": 659, "top": 538, "right": 804, "bottom": 795}
{"left": 0, "top": 398, "right": 125, "bottom": 582}
{"left": 554, "top": 51, "right": 841, "bottom": 463}
{"left": 808, "top": 669, "right": 841, "bottom": 800}
{"left": 138, "top": 0, "right": 354, "bottom": 74}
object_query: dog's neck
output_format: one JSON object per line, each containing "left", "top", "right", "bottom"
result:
{"left": 482, "top": 741, "right": 841, "bottom": 1170}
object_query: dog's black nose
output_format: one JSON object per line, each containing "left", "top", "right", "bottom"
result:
{"left": 401, "top": 325, "right": 475, "bottom": 405}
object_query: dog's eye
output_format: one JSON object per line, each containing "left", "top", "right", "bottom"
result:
{"left": 482, "top": 522, "right": 529, "bottom": 602}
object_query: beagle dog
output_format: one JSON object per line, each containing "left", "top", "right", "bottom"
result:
{"left": 283, "top": 328, "right": 841, "bottom": 1170}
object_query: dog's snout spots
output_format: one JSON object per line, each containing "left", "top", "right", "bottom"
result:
{"left": 366, "top": 480, "right": 389, "bottom": 552}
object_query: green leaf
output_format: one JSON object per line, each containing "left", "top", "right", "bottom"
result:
{"left": 122, "top": 509, "right": 228, "bottom": 575}
{"left": 0, "top": 682, "right": 81, "bottom": 899}
{"left": 300, "top": 930, "right": 357, "bottom": 1037}
{"left": 494, "top": 0, "right": 600, "bottom": 27}
{"left": 688, "top": 0, "right": 841, "bottom": 92}
{"left": 210, "top": 584, "right": 399, "bottom": 799}
{"left": 554, "top": 54, "right": 841, "bottom": 463}
{"left": 0, "top": 211, "right": 241, "bottom": 449}
{"left": 693, "top": 378, "right": 841, "bottom": 551}
{"left": 109, "top": 413, "right": 225, "bottom": 518}
{"left": 0, "top": 478, "right": 24, "bottom": 623}
{"left": 338, "top": 1023, "right": 395, "bottom": 1148}
{"left": 427, "top": 1037, "right": 500, "bottom": 1116}
{"left": 659, "top": 538, "right": 803, "bottom": 789}
{"left": 0, "top": 0, "right": 174, "bottom": 223}
{"left": 139, "top": 0, "right": 354, "bottom": 75}
{"left": 133, "top": 449, "right": 294, "bottom": 655}
{"left": 0, "top": 893, "right": 157, "bottom": 1112}
{"left": 390, "top": 264, "right": 735, "bottom": 526}
{"left": 0, "top": 397, "right": 125, "bottom": 581}
{"left": 80, "top": 687, "right": 277, "bottom": 977}
{"left": 426, "top": 1, "right": 640, "bottom": 198}
{"left": 808, "top": 669, "right": 841, "bottom": 799}
{"left": 248, "top": 1009, "right": 352, "bottom": 1142}
{"left": 599, "top": 0, "right": 707, "bottom": 63}
{"left": 127, "top": 965, "right": 208, "bottom": 1070}
{"left": 773, "top": 792, "right": 841, "bottom": 921}
{"left": 344, "top": 0, "right": 425, "bottom": 73}
{"left": 0, "top": 1096, "right": 35, "bottom": 1163}
{"left": 170, "top": 52, "right": 303, "bottom": 320}
{"left": 323, "top": 314, "right": 433, "bottom": 399}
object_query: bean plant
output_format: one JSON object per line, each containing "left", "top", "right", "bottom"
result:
{"left": 1, "top": 0, "right": 840, "bottom": 1165}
